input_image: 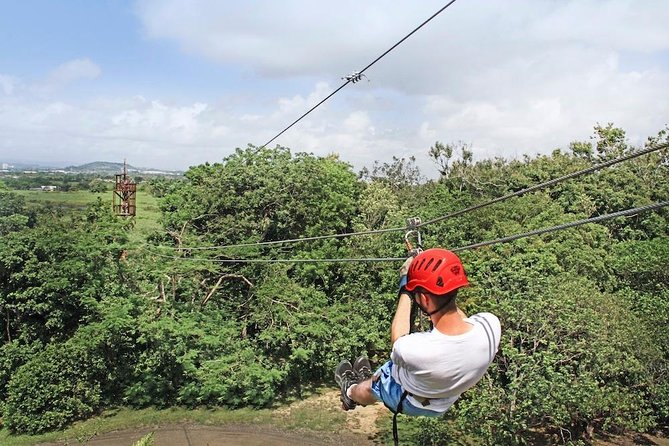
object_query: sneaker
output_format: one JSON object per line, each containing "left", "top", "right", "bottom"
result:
{"left": 334, "top": 360, "right": 358, "bottom": 410}
{"left": 353, "top": 356, "right": 373, "bottom": 381}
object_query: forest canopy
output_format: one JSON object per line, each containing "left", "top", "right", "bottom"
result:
{"left": 0, "top": 124, "right": 667, "bottom": 444}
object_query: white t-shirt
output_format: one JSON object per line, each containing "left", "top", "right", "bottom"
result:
{"left": 390, "top": 312, "right": 501, "bottom": 412}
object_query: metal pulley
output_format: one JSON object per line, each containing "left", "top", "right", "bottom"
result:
{"left": 341, "top": 71, "right": 369, "bottom": 83}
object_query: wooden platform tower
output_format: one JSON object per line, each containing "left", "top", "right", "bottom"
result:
{"left": 113, "top": 160, "right": 137, "bottom": 217}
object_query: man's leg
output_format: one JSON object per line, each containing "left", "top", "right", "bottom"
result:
{"left": 348, "top": 378, "right": 378, "bottom": 406}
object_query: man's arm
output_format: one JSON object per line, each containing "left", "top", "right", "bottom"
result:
{"left": 391, "top": 292, "right": 412, "bottom": 345}
{"left": 391, "top": 256, "right": 414, "bottom": 345}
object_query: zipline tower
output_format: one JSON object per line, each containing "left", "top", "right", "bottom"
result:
{"left": 113, "top": 160, "right": 136, "bottom": 217}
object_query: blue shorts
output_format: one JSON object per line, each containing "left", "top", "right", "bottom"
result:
{"left": 370, "top": 361, "right": 444, "bottom": 417}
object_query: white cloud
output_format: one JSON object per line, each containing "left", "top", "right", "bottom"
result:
{"left": 276, "top": 82, "right": 332, "bottom": 114}
{"left": 131, "top": 0, "right": 669, "bottom": 166}
{"left": 2, "top": 1, "right": 669, "bottom": 174}
{"left": 111, "top": 99, "right": 210, "bottom": 140}
{"left": 134, "top": 1, "right": 669, "bottom": 87}
{"left": 46, "top": 58, "right": 101, "bottom": 88}
{"left": 0, "top": 75, "right": 18, "bottom": 95}
{"left": 526, "top": 1, "right": 669, "bottom": 52}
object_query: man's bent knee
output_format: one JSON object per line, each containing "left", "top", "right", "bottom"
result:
{"left": 349, "top": 378, "right": 377, "bottom": 406}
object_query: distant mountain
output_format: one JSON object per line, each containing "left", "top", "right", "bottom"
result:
{"left": 65, "top": 161, "right": 135, "bottom": 172}
{"left": 64, "top": 161, "right": 183, "bottom": 176}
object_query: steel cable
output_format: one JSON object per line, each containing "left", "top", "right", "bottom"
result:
{"left": 183, "top": 226, "right": 405, "bottom": 251}
{"left": 173, "top": 141, "right": 668, "bottom": 252}
{"left": 148, "top": 201, "right": 669, "bottom": 263}
{"left": 260, "top": 0, "right": 459, "bottom": 149}
{"left": 451, "top": 200, "right": 669, "bottom": 252}
{"left": 419, "top": 141, "right": 669, "bottom": 227}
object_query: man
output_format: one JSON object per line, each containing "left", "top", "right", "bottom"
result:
{"left": 335, "top": 248, "right": 501, "bottom": 420}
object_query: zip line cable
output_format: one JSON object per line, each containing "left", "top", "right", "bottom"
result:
{"left": 450, "top": 200, "right": 669, "bottom": 252}
{"left": 168, "top": 141, "right": 668, "bottom": 252}
{"left": 418, "top": 141, "right": 669, "bottom": 227}
{"left": 260, "top": 0, "right": 459, "bottom": 149}
{"left": 183, "top": 226, "right": 405, "bottom": 251}
{"left": 149, "top": 251, "right": 405, "bottom": 264}
{"left": 148, "top": 200, "right": 669, "bottom": 264}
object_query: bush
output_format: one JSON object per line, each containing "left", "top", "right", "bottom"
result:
{"left": 0, "top": 341, "right": 42, "bottom": 424}
{"left": 178, "top": 347, "right": 286, "bottom": 408}
{"left": 5, "top": 342, "right": 105, "bottom": 434}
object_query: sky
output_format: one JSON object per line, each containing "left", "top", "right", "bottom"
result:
{"left": 0, "top": 0, "right": 668, "bottom": 174}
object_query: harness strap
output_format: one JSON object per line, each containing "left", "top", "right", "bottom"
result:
{"left": 409, "top": 393, "right": 431, "bottom": 407}
{"left": 392, "top": 390, "right": 409, "bottom": 446}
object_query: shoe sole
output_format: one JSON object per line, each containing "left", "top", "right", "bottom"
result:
{"left": 353, "top": 356, "right": 373, "bottom": 380}
{"left": 334, "top": 360, "right": 353, "bottom": 385}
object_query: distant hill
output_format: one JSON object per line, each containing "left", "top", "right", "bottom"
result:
{"left": 65, "top": 161, "right": 135, "bottom": 173}
{"left": 64, "top": 161, "right": 182, "bottom": 176}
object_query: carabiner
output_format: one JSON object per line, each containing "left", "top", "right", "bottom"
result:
{"left": 404, "top": 229, "right": 423, "bottom": 257}
{"left": 404, "top": 217, "right": 423, "bottom": 257}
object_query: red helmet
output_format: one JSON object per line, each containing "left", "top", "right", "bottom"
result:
{"left": 405, "top": 248, "right": 469, "bottom": 295}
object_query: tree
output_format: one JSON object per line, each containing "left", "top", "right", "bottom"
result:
{"left": 0, "top": 182, "right": 31, "bottom": 235}
{"left": 89, "top": 178, "right": 108, "bottom": 193}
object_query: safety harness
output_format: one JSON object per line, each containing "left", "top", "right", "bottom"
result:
{"left": 392, "top": 391, "right": 409, "bottom": 446}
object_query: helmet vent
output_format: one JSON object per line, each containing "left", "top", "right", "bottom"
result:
{"left": 450, "top": 265, "right": 461, "bottom": 275}
{"left": 425, "top": 258, "right": 434, "bottom": 270}
{"left": 436, "top": 277, "right": 444, "bottom": 287}
{"left": 432, "top": 259, "right": 443, "bottom": 272}
{"left": 417, "top": 258, "right": 426, "bottom": 271}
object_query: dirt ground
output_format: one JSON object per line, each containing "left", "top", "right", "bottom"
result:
{"left": 38, "top": 390, "right": 382, "bottom": 446}
{"left": 275, "top": 388, "right": 385, "bottom": 437}
{"left": 594, "top": 432, "right": 669, "bottom": 446}
{"left": 38, "top": 424, "right": 372, "bottom": 446}
{"left": 34, "top": 390, "right": 668, "bottom": 446}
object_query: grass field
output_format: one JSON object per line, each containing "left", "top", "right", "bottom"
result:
{"left": 14, "top": 189, "right": 105, "bottom": 208}
{"left": 15, "top": 189, "right": 163, "bottom": 242}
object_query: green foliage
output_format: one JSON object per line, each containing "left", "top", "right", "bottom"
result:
{"left": 0, "top": 341, "right": 42, "bottom": 421}
{"left": 0, "top": 124, "right": 667, "bottom": 443}
{"left": 446, "top": 273, "right": 660, "bottom": 444}
{"left": 5, "top": 342, "right": 105, "bottom": 434}
{"left": 0, "top": 172, "right": 110, "bottom": 192}
{"left": 88, "top": 178, "right": 109, "bottom": 193}
{"left": 145, "top": 177, "right": 179, "bottom": 198}
{"left": 0, "top": 183, "right": 32, "bottom": 235}
{"left": 133, "top": 432, "right": 155, "bottom": 446}
{"left": 0, "top": 200, "right": 130, "bottom": 345}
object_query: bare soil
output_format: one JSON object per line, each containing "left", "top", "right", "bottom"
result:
{"left": 35, "top": 391, "right": 667, "bottom": 445}
{"left": 37, "top": 390, "right": 381, "bottom": 446}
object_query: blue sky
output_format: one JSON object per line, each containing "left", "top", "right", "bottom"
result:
{"left": 1, "top": 0, "right": 668, "bottom": 172}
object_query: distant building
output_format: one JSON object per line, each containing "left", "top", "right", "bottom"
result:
{"left": 1, "top": 163, "right": 10, "bottom": 170}
{"left": 40, "top": 185, "right": 58, "bottom": 192}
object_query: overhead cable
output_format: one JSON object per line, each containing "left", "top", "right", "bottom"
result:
{"left": 173, "top": 141, "right": 668, "bottom": 252}
{"left": 150, "top": 250, "right": 404, "bottom": 264}
{"left": 152, "top": 201, "right": 669, "bottom": 263}
{"left": 260, "top": 0, "right": 459, "bottom": 149}
{"left": 419, "top": 141, "right": 669, "bottom": 227}
{"left": 184, "top": 226, "right": 404, "bottom": 251}
{"left": 451, "top": 200, "right": 669, "bottom": 252}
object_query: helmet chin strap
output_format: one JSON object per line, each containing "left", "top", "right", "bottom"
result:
{"left": 412, "top": 292, "right": 455, "bottom": 316}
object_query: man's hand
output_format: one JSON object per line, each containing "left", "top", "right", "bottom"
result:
{"left": 392, "top": 257, "right": 414, "bottom": 344}
{"left": 397, "top": 256, "right": 413, "bottom": 296}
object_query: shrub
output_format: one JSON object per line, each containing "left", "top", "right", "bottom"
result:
{"left": 0, "top": 341, "right": 42, "bottom": 425}
{"left": 5, "top": 342, "right": 105, "bottom": 434}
